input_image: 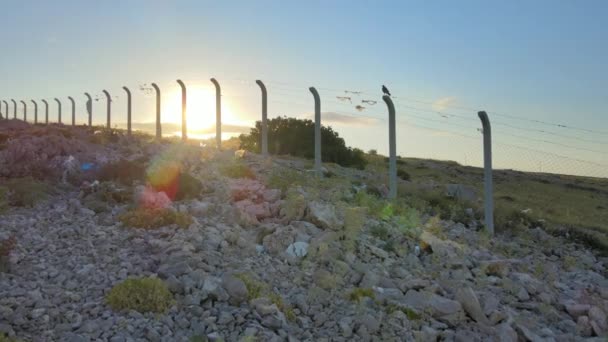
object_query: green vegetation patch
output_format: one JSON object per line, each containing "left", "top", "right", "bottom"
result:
{"left": 239, "top": 116, "right": 367, "bottom": 169}
{"left": 98, "top": 159, "right": 146, "bottom": 185}
{"left": 175, "top": 172, "right": 203, "bottom": 200}
{"left": 0, "top": 177, "right": 50, "bottom": 207}
{"left": 233, "top": 273, "right": 296, "bottom": 321}
{"left": 119, "top": 208, "right": 193, "bottom": 229}
{"left": 106, "top": 277, "right": 173, "bottom": 313}
{"left": 347, "top": 287, "right": 375, "bottom": 302}
{"left": 220, "top": 161, "right": 256, "bottom": 179}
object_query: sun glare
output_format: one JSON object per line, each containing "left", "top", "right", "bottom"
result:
{"left": 162, "top": 85, "right": 239, "bottom": 134}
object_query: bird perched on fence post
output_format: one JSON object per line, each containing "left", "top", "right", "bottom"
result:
{"left": 382, "top": 85, "right": 391, "bottom": 97}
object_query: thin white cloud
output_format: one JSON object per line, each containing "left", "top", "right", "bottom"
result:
{"left": 432, "top": 96, "right": 457, "bottom": 112}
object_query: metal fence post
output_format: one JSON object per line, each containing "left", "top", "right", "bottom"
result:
{"left": 478, "top": 111, "right": 494, "bottom": 235}
{"left": 42, "top": 100, "right": 48, "bottom": 124}
{"left": 383, "top": 95, "right": 397, "bottom": 199}
{"left": 84, "top": 93, "right": 93, "bottom": 126}
{"left": 123, "top": 86, "right": 132, "bottom": 135}
{"left": 0, "top": 99, "right": 3, "bottom": 119}
{"left": 151, "top": 83, "right": 161, "bottom": 139}
{"left": 309, "top": 87, "right": 322, "bottom": 177}
{"left": 11, "top": 99, "right": 16, "bottom": 119}
{"left": 19, "top": 100, "right": 27, "bottom": 122}
{"left": 31, "top": 100, "right": 38, "bottom": 124}
{"left": 102, "top": 90, "right": 111, "bottom": 129}
{"left": 2, "top": 101, "right": 7, "bottom": 120}
{"left": 68, "top": 96, "right": 75, "bottom": 126}
{"left": 54, "top": 98, "right": 62, "bottom": 124}
{"left": 256, "top": 80, "right": 268, "bottom": 157}
{"left": 176, "top": 80, "right": 187, "bottom": 140}
{"left": 210, "top": 78, "right": 222, "bottom": 150}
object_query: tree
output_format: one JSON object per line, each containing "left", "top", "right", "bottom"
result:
{"left": 239, "top": 116, "right": 367, "bottom": 169}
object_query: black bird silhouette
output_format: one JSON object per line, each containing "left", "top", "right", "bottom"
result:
{"left": 382, "top": 85, "right": 391, "bottom": 97}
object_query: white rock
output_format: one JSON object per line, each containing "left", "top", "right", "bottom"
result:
{"left": 285, "top": 242, "right": 309, "bottom": 258}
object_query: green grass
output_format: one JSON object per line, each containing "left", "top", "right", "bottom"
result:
{"left": 220, "top": 161, "right": 256, "bottom": 179}
{"left": 0, "top": 177, "right": 50, "bottom": 208}
{"left": 106, "top": 277, "right": 173, "bottom": 313}
{"left": 119, "top": 208, "right": 193, "bottom": 229}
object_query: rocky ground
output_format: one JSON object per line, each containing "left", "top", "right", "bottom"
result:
{"left": 0, "top": 122, "right": 607, "bottom": 341}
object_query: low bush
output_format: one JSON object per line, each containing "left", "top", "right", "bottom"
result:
{"left": 98, "top": 159, "right": 146, "bottom": 185}
{"left": 220, "top": 161, "right": 256, "bottom": 180}
{"left": 119, "top": 208, "right": 193, "bottom": 229}
{"left": 348, "top": 288, "right": 375, "bottom": 302}
{"left": 397, "top": 169, "right": 411, "bottom": 181}
{"left": 175, "top": 172, "right": 203, "bottom": 200}
{"left": 0, "top": 177, "right": 50, "bottom": 207}
{"left": 239, "top": 116, "right": 367, "bottom": 169}
{"left": 106, "top": 277, "right": 173, "bottom": 313}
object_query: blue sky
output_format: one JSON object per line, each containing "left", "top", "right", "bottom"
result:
{"left": 1, "top": 1, "right": 607, "bottom": 176}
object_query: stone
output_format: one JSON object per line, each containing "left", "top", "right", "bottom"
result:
{"left": 445, "top": 184, "right": 477, "bottom": 202}
{"left": 516, "top": 287, "right": 530, "bottom": 301}
{"left": 495, "top": 323, "right": 518, "bottom": 342}
{"left": 589, "top": 306, "right": 607, "bottom": 334}
{"left": 455, "top": 287, "right": 489, "bottom": 324}
{"left": 306, "top": 201, "right": 342, "bottom": 230}
{"left": 402, "top": 290, "right": 465, "bottom": 324}
{"left": 285, "top": 241, "right": 309, "bottom": 258}
{"left": 565, "top": 303, "right": 590, "bottom": 320}
{"left": 339, "top": 317, "right": 353, "bottom": 338}
{"left": 217, "top": 312, "right": 234, "bottom": 325}
{"left": 515, "top": 324, "right": 544, "bottom": 342}
{"left": 263, "top": 226, "right": 296, "bottom": 255}
{"left": 202, "top": 276, "right": 226, "bottom": 301}
{"left": 222, "top": 275, "right": 248, "bottom": 305}
{"left": 576, "top": 316, "right": 593, "bottom": 337}
{"left": 358, "top": 314, "right": 380, "bottom": 334}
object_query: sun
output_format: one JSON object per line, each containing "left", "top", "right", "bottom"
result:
{"left": 162, "top": 85, "right": 238, "bottom": 134}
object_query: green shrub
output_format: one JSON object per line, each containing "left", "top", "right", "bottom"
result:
{"left": 90, "top": 128, "right": 120, "bottom": 145}
{"left": 1, "top": 177, "right": 50, "bottom": 207}
{"left": 234, "top": 273, "right": 267, "bottom": 300}
{"left": 370, "top": 224, "right": 390, "bottom": 241}
{"left": 106, "top": 277, "right": 173, "bottom": 313}
{"left": 266, "top": 169, "right": 304, "bottom": 194}
{"left": 269, "top": 293, "right": 297, "bottom": 322}
{"left": 220, "top": 161, "right": 256, "bottom": 179}
{"left": 119, "top": 208, "right": 193, "bottom": 229}
{"left": 175, "top": 172, "right": 203, "bottom": 200}
{"left": 0, "top": 335, "right": 22, "bottom": 342}
{"left": 98, "top": 159, "right": 146, "bottom": 185}
{"left": 239, "top": 116, "right": 367, "bottom": 169}
{"left": 0, "top": 186, "right": 8, "bottom": 213}
{"left": 395, "top": 207, "right": 421, "bottom": 234}
{"left": 348, "top": 288, "right": 375, "bottom": 302}
{"left": 397, "top": 169, "right": 411, "bottom": 181}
